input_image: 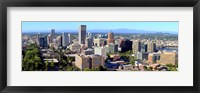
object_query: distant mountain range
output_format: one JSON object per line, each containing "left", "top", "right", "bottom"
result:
{"left": 23, "top": 28, "right": 178, "bottom": 34}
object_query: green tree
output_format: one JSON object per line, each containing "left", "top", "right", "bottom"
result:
{"left": 44, "top": 61, "right": 49, "bottom": 71}
{"left": 22, "top": 44, "right": 42, "bottom": 71}
{"left": 129, "top": 57, "right": 135, "bottom": 66}
{"left": 50, "top": 61, "right": 54, "bottom": 67}
{"left": 62, "top": 59, "right": 68, "bottom": 66}
{"left": 66, "top": 66, "right": 73, "bottom": 71}
{"left": 83, "top": 68, "right": 91, "bottom": 71}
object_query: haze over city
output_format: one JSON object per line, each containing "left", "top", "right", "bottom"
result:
{"left": 22, "top": 22, "right": 178, "bottom": 34}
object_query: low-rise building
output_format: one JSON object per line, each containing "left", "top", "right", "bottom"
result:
{"left": 69, "top": 43, "right": 81, "bottom": 53}
{"left": 82, "top": 48, "right": 94, "bottom": 55}
{"left": 148, "top": 52, "right": 160, "bottom": 63}
{"left": 157, "top": 52, "right": 178, "bottom": 65}
{"left": 75, "top": 54, "right": 104, "bottom": 70}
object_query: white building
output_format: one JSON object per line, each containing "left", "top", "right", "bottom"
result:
{"left": 94, "top": 47, "right": 107, "bottom": 59}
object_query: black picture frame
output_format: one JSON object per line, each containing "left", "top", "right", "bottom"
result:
{"left": 0, "top": 0, "right": 200, "bottom": 93}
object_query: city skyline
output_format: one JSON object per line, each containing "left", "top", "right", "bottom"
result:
{"left": 22, "top": 23, "right": 178, "bottom": 71}
{"left": 22, "top": 22, "right": 178, "bottom": 34}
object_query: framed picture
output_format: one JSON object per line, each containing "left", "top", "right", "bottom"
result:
{"left": 0, "top": 0, "right": 200, "bottom": 93}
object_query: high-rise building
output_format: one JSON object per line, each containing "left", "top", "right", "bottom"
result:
{"left": 147, "top": 41, "right": 156, "bottom": 52}
{"left": 37, "top": 33, "right": 40, "bottom": 45}
{"left": 62, "top": 32, "right": 69, "bottom": 47}
{"left": 39, "top": 37, "right": 44, "bottom": 48}
{"left": 136, "top": 52, "right": 143, "bottom": 61}
{"left": 120, "top": 39, "right": 132, "bottom": 52}
{"left": 93, "top": 38, "right": 105, "bottom": 47}
{"left": 50, "top": 29, "right": 55, "bottom": 42}
{"left": 79, "top": 25, "right": 86, "bottom": 44}
{"left": 107, "top": 31, "right": 115, "bottom": 44}
{"left": 105, "top": 43, "right": 118, "bottom": 53}
{"left": 94, "top": 47, "right": 107, "bottom": 60}
{"left": 68, "top": 33, "right": 73, "bottom": 44}
{"left": 85, "top": 36, "right": 93, "bottom": 48}
{"left": 51, "top": 29, "right": 55, "bottom": 36}
{"left": 141, "top": 44, "right": 147, "bottom": 52}
{"left": 47, "top": 34, "right": 52, "bottom": 45}
{"left": 39, "top": 36, "right": 48, "bottom": 48}
{"left": 132, "top": 40, "right": 141, "bottom": 54}
{"left": 56, "top": 36, "right": 62, "bottom": 46}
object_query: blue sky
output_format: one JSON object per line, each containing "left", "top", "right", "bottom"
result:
{"left": 22, "top": 21, "right": 178, "bottom": 33}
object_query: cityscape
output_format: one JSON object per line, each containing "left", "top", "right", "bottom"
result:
{"left": 22, "top": 22, "right": 178, "bottom": 71}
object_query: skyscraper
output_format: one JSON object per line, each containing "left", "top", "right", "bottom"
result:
{"left": 47, "top": 34, "right": 52, "bottom": 45}
{"left": 51, "top": 29, "right": 55, "bottom": 36}
{"left": 37, "top": 33, "right": 40, "bottom": 45}
{"left": 79, "top": 25, "right": 86, "bottom": 44}
{"left": 39, "top": 37, "right": 44, "bottom": 48}
{"left": 62, "top": 32, "right": 69, "bottom": 47}
{"left": 39, "top": 36, "right": 48, "bottom": 48}
{"left": 68, "top": 33, "right": 73, "bottom": 44}
{"left": 132, "top": 40, "right": 141, "bottom": 54}
{"left": 85, "top": 37, "right": 93, "bottom": 48}
{"left": 107, "top": 31, "right": 115, "bottom": 44}
{"left": 57, "top": 36, "right": 62, "bottom": 46}
{"left": 147, "top": 41, "right": 156, "bottom": 52}
{"left": 50, "top": 29, "right": 55, "bottom": 42}
{"left": 120, "top": 39, "right": 132, "bottom": 52}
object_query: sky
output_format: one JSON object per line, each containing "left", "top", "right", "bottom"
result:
{"left": 22, "top": 21, "right": 178, "bottom": 33}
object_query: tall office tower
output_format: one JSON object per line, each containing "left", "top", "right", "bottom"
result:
{"left": 39, "top": 37, "right": 44, "bottom": 48}
{"left": 132, "top": 40, "right": 141, "bottom": 54}
{"left": 141, "top": 44, "right": 147, "bottom": 53}
{"left": 107, "top": 31, "right": 115, "bottom": 44}
{"left": 37, "top": 33, "right": 40, "bottom": 45}
{"left": 147, "top": 41, "right": 156, "bottom": 53}
{"left": 43, "top": 36, "right": 48, "bottom": 48}
{"left": 68, "top": 33, "right": 73, "bottom": 44}
{"left": 39, "top": 36, "right": 48, "bottom": 48}
{"left": 79, "top": 25, "right": 86, "bottom": 44}
{"left": 57, "top": 36, "right": 62, "bottom": 46}
{"left": 50, "top": 29, "right": 55, "bottom": 42}
{"left": 47, "top": 34, "right": 51, "bottom": 45}
{"left": 85, "top": 37, "right": 93, "bottom": 48}
{"left": 62, "top": 32, "right": 69, "bottom": 47}
{"left": 85, "top": 31, "right": 93, "bottom": 48}
{"left": 120, "top": 39, "right": 132, "bottom": 52}
{"left": 51, "top": 29, "right": 55, "bottom": 36}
